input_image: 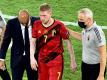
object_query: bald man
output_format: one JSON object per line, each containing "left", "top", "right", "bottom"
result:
{"left": 0, "top": 10, "right": 39, "bottom": 80}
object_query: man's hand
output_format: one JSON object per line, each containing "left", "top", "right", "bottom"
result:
{"left": 30, "top": 38, "right": 38, "bottom": 71}
{"left": 30, "top": 57, "right": 38, "bottom": 71}
{"left": 70, "top": 60, "right": 77, "bottom": 72}
{"left": 97, "top": 75, "right": 104, "bottom": 80}
{"left": 0, "top": 60, "right": 5, "bottom": 70}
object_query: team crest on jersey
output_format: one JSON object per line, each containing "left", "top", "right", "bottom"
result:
{"left": 52, "top": 29, "right": 56, "bottom": 36}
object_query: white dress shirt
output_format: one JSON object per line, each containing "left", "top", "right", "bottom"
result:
{"left": 21, "top": 20, "right": 32, "bottom": 55}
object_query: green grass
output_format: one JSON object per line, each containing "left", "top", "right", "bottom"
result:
{"left": 0, "top": 0, "right": 107, "bottom": 80}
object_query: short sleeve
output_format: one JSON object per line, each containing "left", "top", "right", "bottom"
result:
{"left": 60, "top": 23, "right": 69, "bottom": 39}
{"left": 32, "top": 22, "right": 37, "bottom": 38}
{"left": 94, "top": 27, "right": 106, "bottom": 47}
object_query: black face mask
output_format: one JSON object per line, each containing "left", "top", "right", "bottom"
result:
{"left": 78, "top": 21, "right": 87, "bottom": 28}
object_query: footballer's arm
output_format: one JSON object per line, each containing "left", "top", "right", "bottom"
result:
{"left": 66, "top": 39, "right": 77, "bottom": 72}
{"left": 30, "top": 38, "right": 38, "bottom": 71}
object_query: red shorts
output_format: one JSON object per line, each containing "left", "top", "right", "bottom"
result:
{"left": 38, "top": 54, "right": 63, "bottom": 80}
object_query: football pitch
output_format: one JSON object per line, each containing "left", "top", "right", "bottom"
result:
{"left": 0, "top": 0, "right": 107, "bottom": 80}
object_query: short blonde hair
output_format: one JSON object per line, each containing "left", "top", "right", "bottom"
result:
{"left": 39, "top": 3, "right": 52, "bottom": 11}
{"left": 78, "top": 8, "right": 93, "bottom": 19}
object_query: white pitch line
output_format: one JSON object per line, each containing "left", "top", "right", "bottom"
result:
{"left": 61, "top": 21, "right": 107, "bottom": 29}
{"left": 0, "top": 11, "right": 7, "bottom": 25}
{"left": 0, "top": 12, "right": 107, "bottom": 48}
{"left": 3, "top": 14, "right": 16, "bottom": 19}
{"left": 1, "top": 12, "right": 107, "bottom": 30}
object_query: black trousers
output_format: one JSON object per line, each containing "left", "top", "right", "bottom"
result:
{"left": 0, "top": 69, "right": 11, "bottom": 80}
{"left": 11, "top": 55, "right": 38, "bottom": 80}
{"left": 81, "top": 61, "right": 106, "bottom": 80}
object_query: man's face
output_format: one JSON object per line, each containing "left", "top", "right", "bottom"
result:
{"left": 18, "top": 12, "right": 29, "bottom": 25}
{"left": 39, "top": 10, "right": 51, "bottom": 24}
{"left": 78, "top": 13, "right": 89, "bottom": 25}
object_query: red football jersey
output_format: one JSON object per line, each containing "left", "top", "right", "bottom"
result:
{"left": 32, "top": 20, "right": 69, "bottom": 56}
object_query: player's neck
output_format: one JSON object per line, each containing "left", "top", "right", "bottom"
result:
{"left": 42, "top": 18, "right": 54, "bottom": 28}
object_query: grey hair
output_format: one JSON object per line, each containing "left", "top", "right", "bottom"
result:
{"left": 78, "top": 8, "right": 93, "bottom": 19}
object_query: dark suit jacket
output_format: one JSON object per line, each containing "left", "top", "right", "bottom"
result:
{"left": 0, "top": 17, "right": 39, "bottom": 68}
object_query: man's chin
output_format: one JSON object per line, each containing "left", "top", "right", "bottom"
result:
{"left": 42, "top": 21, "right": 48, "bottom": 24}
